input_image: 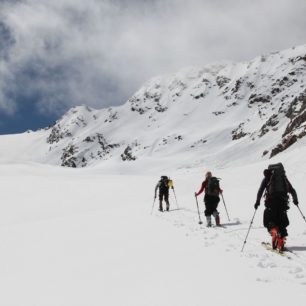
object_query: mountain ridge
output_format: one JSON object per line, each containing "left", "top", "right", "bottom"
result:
{"left": 0, "top": 44, "right": 306, "bottom": 169}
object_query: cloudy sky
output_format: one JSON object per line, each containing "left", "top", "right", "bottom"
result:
{"left": 0, "top": 0, "right": 305, "bottom": 134}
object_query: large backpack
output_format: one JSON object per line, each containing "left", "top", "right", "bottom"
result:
{"left": 267, "top": 163, "right": 289, "bottom": 197}
{"left": 160, "top": 176, "right": 169, "bottom": 192}
{"left": 206, "top": 177, "right": 220, "bottom": 196}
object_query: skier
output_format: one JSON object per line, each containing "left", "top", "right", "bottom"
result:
{"left": 195, "top": 171, "right": 223, "bottom": 227}
{"left": 154, "top": 176, "right": 173, "bottom": 212}
{"left": 254, "top": 163, "right": 299, "bottom": 252}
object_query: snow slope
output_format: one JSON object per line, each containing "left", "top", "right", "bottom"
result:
{"left": 0, "top": 44, "right": 306, "bottom": 169}
{"left": 1, "top": 144, "right": 306, "bottom": 305}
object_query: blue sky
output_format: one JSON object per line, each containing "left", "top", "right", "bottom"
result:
{"left": 0, "top": 0, "right": 305, "bottom": 135}
{"left": 0, "top": 106, "right": 56, "bottom": 135}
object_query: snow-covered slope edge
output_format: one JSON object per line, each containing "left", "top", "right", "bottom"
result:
{"left": 0, "top": 44, "right": 306, "bottom": 169}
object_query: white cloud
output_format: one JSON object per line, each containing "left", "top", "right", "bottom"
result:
{"left": 0, "top": 0, "right": 305, "bottom": 115}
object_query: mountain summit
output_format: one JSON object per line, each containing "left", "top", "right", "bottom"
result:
{"left": 1, "top": 44, "right": 306, "bottom": 169}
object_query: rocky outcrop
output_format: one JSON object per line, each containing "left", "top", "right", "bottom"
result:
{"left": 121, "top": 146, "right": 136, "bottom": 161}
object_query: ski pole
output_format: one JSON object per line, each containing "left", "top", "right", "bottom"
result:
{"left": 221, "top": 193, "right": 230, "bottom": 222}
{"left": 195, "top": 194, "right": 203, "bottom": 225}
{"left": 151, "top": 197, "right": 156, "bottom": 215}
{"left": 172, "top": 188, "right": 179, "bottom": 209}
{"left": 297, "top": 205, "right": 306, "bottom": 224}
{"left": 241, "top": 209, "right": 257, "bottom": 252}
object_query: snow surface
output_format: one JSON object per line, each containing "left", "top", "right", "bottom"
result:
{"left": 1, "top": 144, "right": 306, "bottom": 305}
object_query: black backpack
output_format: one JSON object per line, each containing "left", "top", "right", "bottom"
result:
{"left": 206, "top": 177, "right": 220, "bottom": 196}
{"left": 267, "top": 163, "right": 288, "bottom": 197}
{"left": 160, "top": 176, "right": 169, "bottom": 192}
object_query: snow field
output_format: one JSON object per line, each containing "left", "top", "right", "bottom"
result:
{"left": 1, "top": 159, "right": 306, "bottom": 305}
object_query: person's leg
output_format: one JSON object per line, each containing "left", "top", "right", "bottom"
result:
{"left": 204, "top": 195, "right": 214, "bottom": 227}
{"left": 205, "top": 214, "right": 212, "bottom": 227}
{"left": 159, "top": 193, "right": 163, "bottom": 211}
{"left": 264, "top": 207, "right": 278, "bottom": 249}
{"left": 165, "top": 192, "right": 170, "bottom": 211}
{"left": 213, "top": 210, "right": 220, "bottom": 226}
{"left": 277, "top": 210, "right": 289, "bottom": 251}
{"left": 212, "top": 196, "right": 221, "bottom": 226}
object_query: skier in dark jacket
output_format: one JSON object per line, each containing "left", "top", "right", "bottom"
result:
{"left": 155, "top": 176, "right": 173, "bottom": 212}
{"left": 254, "top": 163, "right": 299, "bottom": 251}
{"left": 195, "top": 171, "right": 223, "bottom": 227}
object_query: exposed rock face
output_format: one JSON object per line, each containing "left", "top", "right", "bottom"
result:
{"left": 270, "top": 90, "right": 306, "bottom": 157}
{"left": 47, "top": 125, "right": 72, "bottom": 144}
{"left": 121, "top": 146, "right": 137, "bottom": 161}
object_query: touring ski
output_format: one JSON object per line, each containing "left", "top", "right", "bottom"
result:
{"left": 261, "top": 242, "right": 292, "bottom": 259}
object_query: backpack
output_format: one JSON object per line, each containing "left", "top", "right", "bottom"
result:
{"left": 206, "top": 177, "right": 220, "bottom": 196}
{"left": 160, "top": 176, "right": 169, "bottom": 192}
{"left": 168, "top": 179, "right": 173, "bottom": 189}
{"left": 267, "top": 163, "right": 289, "bottom": 197}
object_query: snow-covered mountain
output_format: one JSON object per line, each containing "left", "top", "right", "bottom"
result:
{"left": 1, "top": 44, "right": 306, "bottom": 169}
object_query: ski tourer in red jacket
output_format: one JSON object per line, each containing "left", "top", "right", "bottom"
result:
{"left": 195, "top": 171, "right": 223, "bottom": 227}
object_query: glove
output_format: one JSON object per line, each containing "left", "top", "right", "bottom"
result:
{"left": 194, "top": 192, "right": 198, "bottom": 197}
{"left": 254, "top": 201, "right": 260, "bottom": 210}
{"left": 293, "top": 199, "right": 299, "bottom": 206}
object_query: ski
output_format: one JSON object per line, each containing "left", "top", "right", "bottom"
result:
{"left": 207, "top": 224, "right": 226, "bottom": 229}
{"left": 261, "top": 242, "right": 292, "bottom": 259}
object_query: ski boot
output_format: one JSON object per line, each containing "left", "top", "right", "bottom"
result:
{"left": 206, "top": 216, "right": 212, "bottom": 227}
{"left": 277, "top": 237, "right": 286, "bottom": 253}
{"left": 270, "top": 227, "right": 278, "bottom": 249}
{"left": 213, "top": 211, "right": 221, "bottom": 227}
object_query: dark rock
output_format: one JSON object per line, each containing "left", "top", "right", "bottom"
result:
{"left": 232, "top": 123, "right": 249, "bottom": 140}
{"left": 259, "top": 114, "right": 279, "bottom": 137}
{"left": 216, "top": 76, "right": 231, "bottom": 88}
{"left": 248, "top": 94, "right": 271, "bottom": 105}
{"left": 121, "top": 146, "right": 136, "bottom": 161}
{"left": 270, "top": 135, "right": 298, "bottom": 158}
{"left": 47, "top": 125, "right": 72, "bottom": 144}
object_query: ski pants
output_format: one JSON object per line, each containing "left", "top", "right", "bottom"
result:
{"left": 204, "top": 194, "right": 220, "bottom": 217}
{"left": 264, "top": 197, "right": 289, "bottom": 237}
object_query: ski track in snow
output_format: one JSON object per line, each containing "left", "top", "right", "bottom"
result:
{"left": 153, "top": 206, "right": 306, "bottom": 286}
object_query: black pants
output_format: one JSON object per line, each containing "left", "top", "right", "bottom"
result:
{"left": 159, "top": 192, "right": 169, "bottom": 209}
{"left": 264, "top": 197, "right": 289, "bottom": 237}
{"left": 204, "top": 194, "right": 220, "bottom": 216}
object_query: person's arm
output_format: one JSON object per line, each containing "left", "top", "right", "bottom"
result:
{"left": 219, "top": 184, "right": 223, "bottom": 194}
{"left": 155, "top": 182, "right": 160, "bottom": 198}
{"left": 287, "top": 179, "right": 298, "bottom": 205}
{"left": 195, "top": 180, "right": 207, "bottom": 197}
{"left": 255, "top": 178, "right": 267, "bottom": 208}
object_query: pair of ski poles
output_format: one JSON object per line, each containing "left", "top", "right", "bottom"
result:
{"left": 241, "top": 204, "right": 306, "bottom": 252}
{"left": 194, "top": 192, "right": 230, "bottom": 225}
{"left": 151, "top": 188, "right": 179, "bottom": 214}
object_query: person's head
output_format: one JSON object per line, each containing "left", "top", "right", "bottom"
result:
{"left": 161, "top": 175, "right": 168, "bottom": 181}
{"left": 205, "top": 171, "right": 212, "bottom": 179}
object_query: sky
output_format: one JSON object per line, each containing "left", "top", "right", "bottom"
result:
{"left": 0, "top": 0, "right": 305, "bottom": 134}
